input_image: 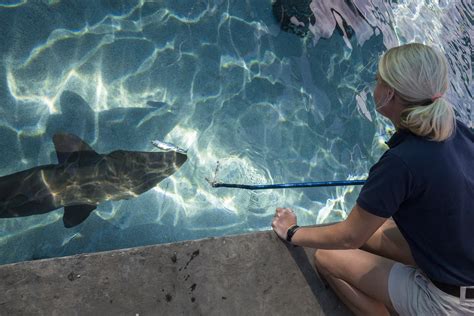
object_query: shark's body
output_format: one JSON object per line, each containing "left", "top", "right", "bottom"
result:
{"left": 0, "top": 133, "right": 187, "bottom": 227}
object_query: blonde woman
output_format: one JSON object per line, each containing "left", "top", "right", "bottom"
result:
{"left": 272, "top": 43, "right": 474, "bottom": 315}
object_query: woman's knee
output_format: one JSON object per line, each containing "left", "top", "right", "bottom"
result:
{"left": 314, "top": 249, "right": 337, "bottom": 276}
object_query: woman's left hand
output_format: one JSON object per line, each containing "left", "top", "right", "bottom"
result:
{"left": 271, "top": 207, "right": 297, "bottom": 240}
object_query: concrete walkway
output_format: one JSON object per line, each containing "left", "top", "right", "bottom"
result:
{"left": 0, "top": 230, "right": 351, "bottom": 315}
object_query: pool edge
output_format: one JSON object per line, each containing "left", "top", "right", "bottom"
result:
{"left": 0, "top": 230, "right": 351, "bottom": 315}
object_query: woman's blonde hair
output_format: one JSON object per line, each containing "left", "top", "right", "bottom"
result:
{"left": 378, "top": 43, "right": 456, "bottom": 141}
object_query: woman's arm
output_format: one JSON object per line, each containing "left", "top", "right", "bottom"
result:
{"left": 272, "top": 204, "right": 387, "bottom": 249}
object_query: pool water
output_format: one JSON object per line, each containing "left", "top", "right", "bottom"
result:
{"left": 0, "top": 0, "right": 471, "bottom": 265}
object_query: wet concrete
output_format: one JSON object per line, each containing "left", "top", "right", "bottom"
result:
{"left": 0, "top": 230, "right": 350, "bottom": 315}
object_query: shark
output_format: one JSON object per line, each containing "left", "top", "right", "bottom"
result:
{"left": 0, "top": 133, "right": 187, "bottom": 228}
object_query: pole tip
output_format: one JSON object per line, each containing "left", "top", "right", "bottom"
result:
{"left": 205, "top": 177, "right": 217, "bottom": 187}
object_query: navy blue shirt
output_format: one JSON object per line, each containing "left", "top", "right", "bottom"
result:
{"left": 357, "top": 120, "right": 474, "bottom": 285}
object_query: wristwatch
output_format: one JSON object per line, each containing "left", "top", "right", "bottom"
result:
{"left": 286, "top": 225, "right": 301, "bottom": 242}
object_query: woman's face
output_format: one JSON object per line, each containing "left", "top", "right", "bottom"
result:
{"left": 373, "top": 73, "right": 393, "bottom": 116}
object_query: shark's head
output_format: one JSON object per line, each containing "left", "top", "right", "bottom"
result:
{"left": 105, "top": 150, "right": 187, "bottom": 194}
{"left": 141, "top": 150, "right": 187, "bottom": 178}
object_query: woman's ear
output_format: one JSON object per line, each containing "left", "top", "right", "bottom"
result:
{"left": 387, "top": 87, "right": 395, "bottom": 100}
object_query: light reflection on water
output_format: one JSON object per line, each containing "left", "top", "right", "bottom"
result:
{"left": 0, "top": 0, "right": 471, "bottom": 264}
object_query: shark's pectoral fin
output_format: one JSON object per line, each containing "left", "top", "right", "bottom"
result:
{"left": 63, "top": 204, "right": 97, "bottom": 228}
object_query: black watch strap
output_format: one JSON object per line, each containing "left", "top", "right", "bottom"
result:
{"left": 286, "top": 225, "right": 301, "bottom": 242}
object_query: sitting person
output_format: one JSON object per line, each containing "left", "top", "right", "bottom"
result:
{"left": 272, "top": 43, "right": 474, "bottom": 315}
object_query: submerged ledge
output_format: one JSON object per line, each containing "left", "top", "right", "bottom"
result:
{"left": 0, "top": 230, "right": 350, "bottom": 315}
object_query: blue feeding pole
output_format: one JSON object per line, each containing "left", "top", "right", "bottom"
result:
{"left": 208, "top": 179, "right": 366, "bottom": 190}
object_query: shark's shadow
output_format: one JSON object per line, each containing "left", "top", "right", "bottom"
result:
{"left": 48, "top": 91, "right": 180, "bottom": 151}
{"left": 11, "top": 91, "right": 180, "bottom": 167}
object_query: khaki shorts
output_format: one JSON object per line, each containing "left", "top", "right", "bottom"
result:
{"left": 388, "top": 263, "right": 474, "bottom": 316}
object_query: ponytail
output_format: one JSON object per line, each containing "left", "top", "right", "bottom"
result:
{"left": 379, "top": 43, "right": 456, "bottom": 141}
{"left": 399, "top": 98, "right": 455, "bottom": 141}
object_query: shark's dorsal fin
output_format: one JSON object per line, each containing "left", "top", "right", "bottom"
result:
{"left": 53, "top": 133, "right": 99, "bottom": 164}
{"left": 63, "top": 204, "right": 97, "bottom": 228}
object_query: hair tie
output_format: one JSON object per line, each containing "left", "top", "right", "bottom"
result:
{"left": 431, "top": 93, "right": 443, "bottom": 102}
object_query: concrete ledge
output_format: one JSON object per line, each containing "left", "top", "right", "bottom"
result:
{"left": 0, "top": 231, "right": 350, "bottom": 315}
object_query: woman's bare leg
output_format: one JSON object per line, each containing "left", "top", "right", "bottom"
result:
{"left": 360, "top": 218, "right": 416, "bottom": 266}
{"left": 313, "top": 219, "right": 415, "bottom": 315}
{"left": 314, "top": 249, "right": 396, "bottom": 316}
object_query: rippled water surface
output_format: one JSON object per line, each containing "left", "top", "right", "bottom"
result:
{"left": 0, "top": 0, "right": 471, "bottom": 264}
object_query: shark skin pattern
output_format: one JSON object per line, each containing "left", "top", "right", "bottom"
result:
{"left": 0, "top": 133, "right": 187, "bottom": 228}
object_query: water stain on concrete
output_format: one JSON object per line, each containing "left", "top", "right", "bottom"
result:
{"left": 67, "top": 272, "right": 80, "bottom": 281}
{"left": 179, "top": 249, "right": 200, "bottom": 271}
{"left": 171, "top": 253, "right": 177, "bottom": 263}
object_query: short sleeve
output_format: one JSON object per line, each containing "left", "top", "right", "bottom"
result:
{"left": 357, "top": 151, "right": 414, "bottom": 218}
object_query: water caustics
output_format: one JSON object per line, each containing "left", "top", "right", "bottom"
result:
{"left": 0, "top": 0, "right": 471, "bottom": 264}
